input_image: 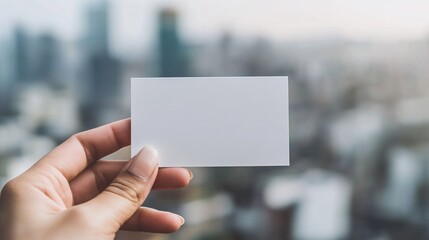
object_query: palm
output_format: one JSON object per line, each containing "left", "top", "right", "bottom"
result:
{"left": 14, "top": 119, "right": 190, "bottom": 233}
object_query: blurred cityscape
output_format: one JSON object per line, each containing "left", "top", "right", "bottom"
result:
{"left": 2, "top": 0, "right": 429, "bottom": 239}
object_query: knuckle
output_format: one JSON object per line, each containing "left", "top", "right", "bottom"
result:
{"left": 105, "top": 177, "right": 144, "bottom": 204}
{"left": 1, "top": 179, "right": 20, "bottom": 197}
{"left": 70, "top": 134, "right": 97, "bottom": 161}
{"left": 69, "top": 133, "right": 81, "bottom": 142}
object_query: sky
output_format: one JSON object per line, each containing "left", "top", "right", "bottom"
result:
{"left": 1, "top": 0, "right": 428, "bottom": 55}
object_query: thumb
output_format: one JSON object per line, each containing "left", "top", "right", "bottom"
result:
{"left": 83, "top": 146, "right": 159, "bottom": 230}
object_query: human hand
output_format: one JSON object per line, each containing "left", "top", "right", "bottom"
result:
{"left": 0, "top": 119, "right": 192, "bottom": 240}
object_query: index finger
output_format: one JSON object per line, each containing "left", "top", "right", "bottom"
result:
{"left": 33, "top": 118, "right": 131, "bottom": 181}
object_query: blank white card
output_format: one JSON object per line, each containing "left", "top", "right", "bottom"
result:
{"left": 131, "top": 76, "right": 289, "bottom": 167}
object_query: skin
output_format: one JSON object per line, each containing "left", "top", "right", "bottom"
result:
{"left": 0, "top": 119, "right": 192, "bottom": 240}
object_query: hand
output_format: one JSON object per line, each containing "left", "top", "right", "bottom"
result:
{"left": 0, "top": 119, "right": 192, "bottom": 240}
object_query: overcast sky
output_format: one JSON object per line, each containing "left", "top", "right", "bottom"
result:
{"left": 1, "top": 0, "right": 428, "bottom": 55}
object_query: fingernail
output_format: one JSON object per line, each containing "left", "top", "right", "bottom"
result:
{"left": 177, "top": 215, "right": 185, "bottom": 225}
{"left": 186, "top": 168, "right": 193, "bottom": 180}
{"left": 128, "top": 146, "right": 159, "bottom": 181}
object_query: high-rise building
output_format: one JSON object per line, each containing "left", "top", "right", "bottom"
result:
{"left": 34, "top": 33, "right": 61, "bottom": 85}
{"left": 87, "top": 52, "right": 121, "bottom": 105}
{"left": 85, "top": 0, "right": 109, "bottom": 56}
{"left": 0, "top": 39, "right": 8, "bottom": 86}
{"left": 12, "top": 27, "right": 30, "bottom": 82}
{"left": 157, "top": 8, "right": 187, "bottom": 77}
{"left": 81, "top": 0, "right": 122, "bottom": 127}
{"left": 0, "top": 39, "right": 13, "bottom": 116}
{"left": 243, "top": 38, "right": 273, "bottom": 76}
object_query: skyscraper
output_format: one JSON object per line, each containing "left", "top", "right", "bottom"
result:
{"left": 81, "top": 0, "right": 122, "bottom": 127}
{"left": 0, "top": 39, "right": 9, "bottom": 86}
{"left": 0, "top": 39, "right": 13, "bottom": 115}
{"left": 34, "top": 33, "right": 61, "bottom": 85}
{"left": 12, "top": 27, "right": 30, "bottom": 82}
{"left": 85, "top": 0, "right": 109, "bottom": 56}
{"left": 157, "top": 8, "right": 188, "bottom": 77}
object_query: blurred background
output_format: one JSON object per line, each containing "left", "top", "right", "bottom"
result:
{"left": 1, "top": 0, "right": 429, "bottom": 239}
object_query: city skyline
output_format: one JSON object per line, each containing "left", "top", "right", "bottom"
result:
{"left": 2, "top": 1, "right": 429, "bottom": 239}
{"left": 1, "top": 0, "right": 429, "bottom": 58}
